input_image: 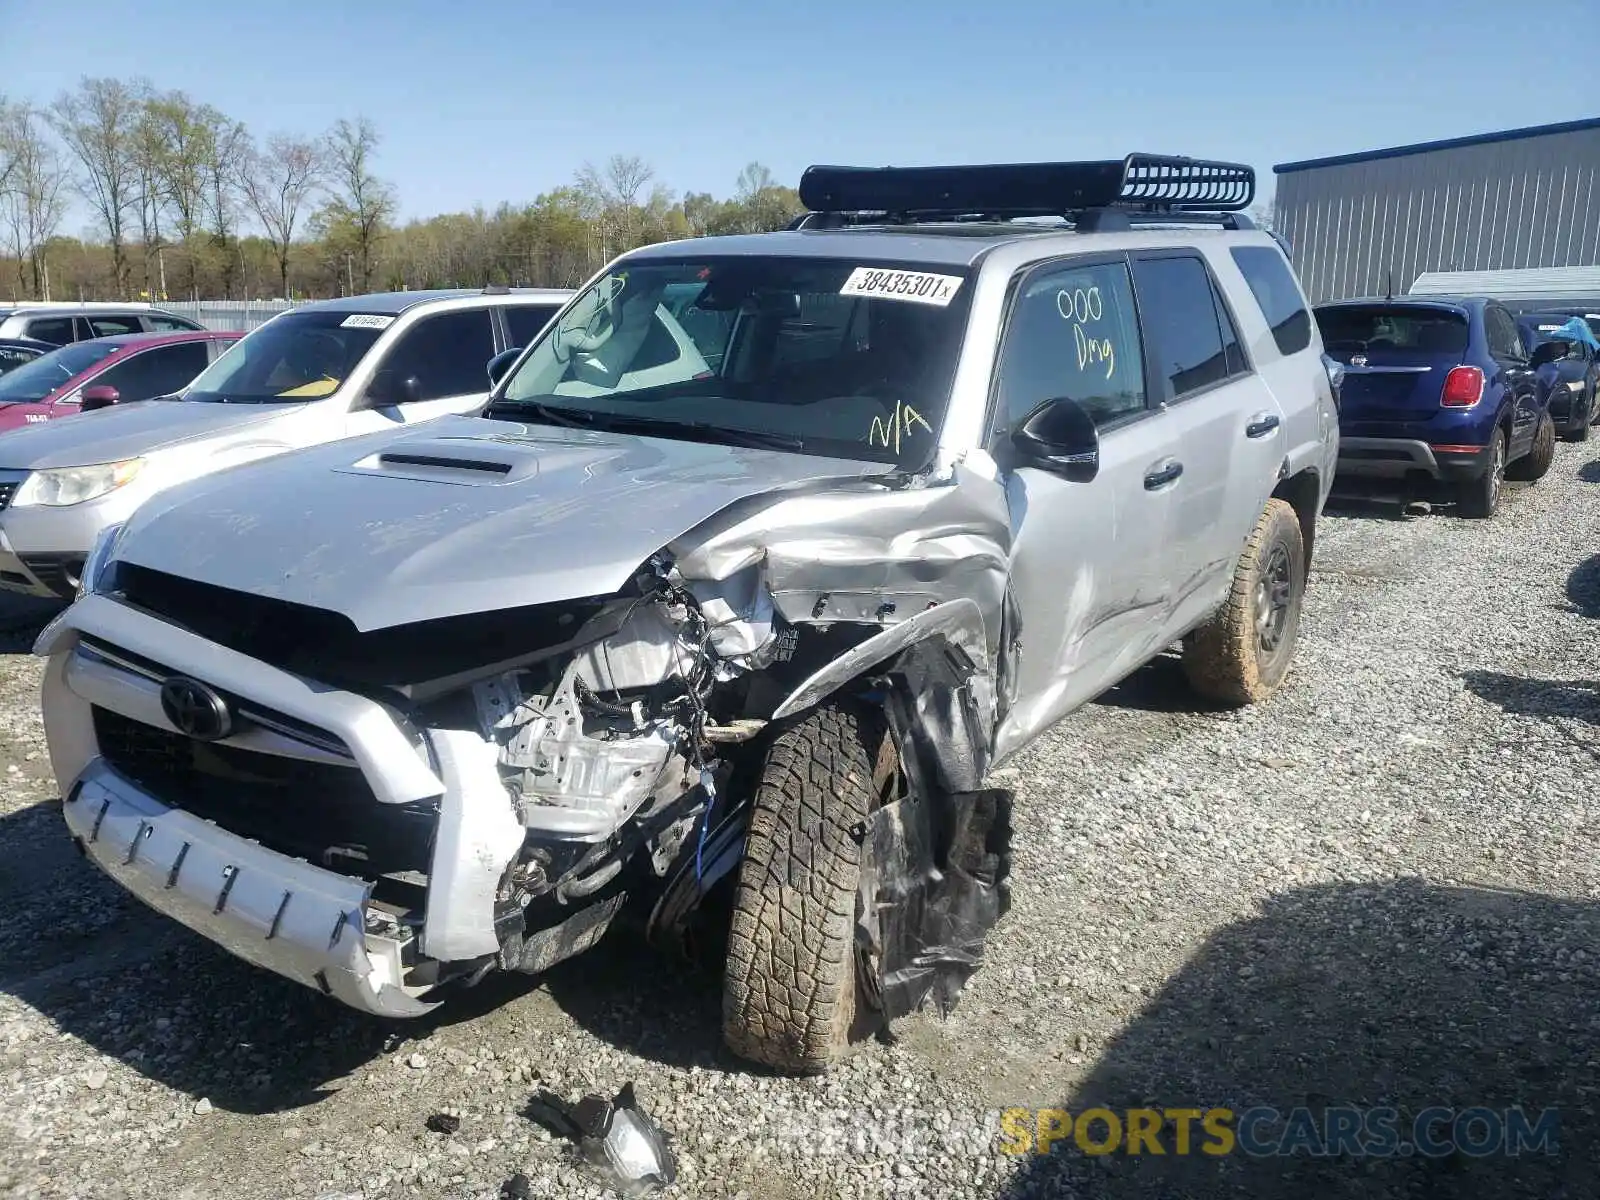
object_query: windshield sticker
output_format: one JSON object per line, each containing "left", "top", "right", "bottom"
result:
{"left": 340, "top": 314, "right": 395, "bottom": 330}
{"left": 868, "top": 400, "right": 933, "bottom": 453}
{"left": 1057, "top": 285, "right": 1116, "bottom": 379}
{"left": 840, "top": 267, "right": 963, "bottom": 306}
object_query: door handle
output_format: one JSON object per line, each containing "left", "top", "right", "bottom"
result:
{"left": 1143, "top": 460, "right": 1183, "bottom": 490}
{"left": 1245, "top": 412, "right": 1281, "bottom": 438}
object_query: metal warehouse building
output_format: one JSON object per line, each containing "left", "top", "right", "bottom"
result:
{"left": 1272, "top": 117, "right": 1600, "bottom": 303}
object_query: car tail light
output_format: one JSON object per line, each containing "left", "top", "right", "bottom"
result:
{"left": 1440, "top": 365, "right": 1485, "bottom": 408}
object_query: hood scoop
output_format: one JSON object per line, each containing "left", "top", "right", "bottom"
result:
{"left": 344, "top": 436, "right": 550, "bottom": 486}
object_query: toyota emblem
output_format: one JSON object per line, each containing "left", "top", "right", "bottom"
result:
{"left": 159, "top": 676, "right": 233, "bottom": 741}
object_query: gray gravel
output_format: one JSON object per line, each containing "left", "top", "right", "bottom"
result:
{"left": 3, "top": 445, "right": 1600, "bottom": 1199}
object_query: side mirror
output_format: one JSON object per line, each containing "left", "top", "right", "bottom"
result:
{"left": 487, "top": 347, "right": 521, "bottom": 387}
{"left": 80, "top": 385, "right": 121, "bottom": 412}
{"left": 1011, "top": 396, "right": 1099, "bottom": 482}
{"left": 1529, "top": 340, "right": 1569, "bottom": 369}
{"left": 367, "top": 369, "right": 423, "bottom": 407}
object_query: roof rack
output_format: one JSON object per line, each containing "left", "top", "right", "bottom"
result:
{"left": 793, "top": 153, "right": 1256, "bottom": 230}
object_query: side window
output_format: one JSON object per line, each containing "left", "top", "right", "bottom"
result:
{"left": 995, "top": 259, "right": 1146, "bottom": 431}
{"left": 503, "top": 304, "right": 561, "bottom": 350}
{"left": 1486, "top": 308, "right": 1523, "bottom": 360}
{"left": 378, "top": 309, "right": 497, "bottom": 401}
{"left": 24, "top": 318, "right": 75, "bottom": 345}
{"left": 1212, "top": 278, "right": 1248, "bottom": 376}
{"left": 90, "top": 343, "right": 211, "bottom": 401}
{"left": 1130, "top": 255, "right": 1232, "bottom": 401}
{"left": 88, "top": 315, "right": 143, "bottom": 337}
{"left": 1229, "top": 245, "right": 1313, "bottom": 356}
{"left": 148, "top": 314, "right": 199, "bottom": 332}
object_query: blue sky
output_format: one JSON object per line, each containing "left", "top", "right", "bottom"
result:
{"left": 3, "top": 0, "right": 1593, "bottom": 230}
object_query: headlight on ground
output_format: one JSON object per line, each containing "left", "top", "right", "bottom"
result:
{"left": 76, "top": 521, "right": 128, "bottom": 599}
{"left": 13, "top": 459, "right": 144, "bottom": 507}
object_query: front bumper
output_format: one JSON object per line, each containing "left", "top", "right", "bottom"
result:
{"left": 1335, "top": 437, "right": 1489, "bottom": 483}
{"left": 63, "top": 760, "right": 435, "bottom": 1016}
{"left": 0, "top": 470, "right": 142, "bottom": 598}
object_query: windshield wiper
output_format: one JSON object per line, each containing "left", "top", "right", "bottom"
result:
{"left": 578, "top": 411, "right": 807, "bottom": 453}
{"left": 488, "top": 399, "right": 599, "bottom": 428}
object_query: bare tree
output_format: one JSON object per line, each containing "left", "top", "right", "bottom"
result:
{"left": 204, "top": 112, "right": 249, "bottom": 297}
{"left": 0, "top": 95, "right": 20, "bottom": 200}
{"left": 50, "top": 77, "right": 143, "bottom": 298}
{"left": 132, "top": 94, "right": 170, "bottom": 298}
{"left": 0, "top": 104, "right": 67, "bottom": 298}
{"left": 146, "top": 90, "right": 222, "bottom": 299}
{"left": 322, "top": 117, "right": 395, "bottom": 293}
{"left": 241, "top": 134, "right": 324, "bottom": 299}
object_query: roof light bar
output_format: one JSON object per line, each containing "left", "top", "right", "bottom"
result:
{"left": 797, "top": 153, "right": 1255, "bottom": 219}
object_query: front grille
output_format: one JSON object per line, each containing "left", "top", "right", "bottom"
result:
{"left": 0, "top": 481, "right": 16, "bottom": 509}
{"left": 93, "top": 706, "right": 437, "bottom": 879}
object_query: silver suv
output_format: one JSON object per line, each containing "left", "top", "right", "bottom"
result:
{"left": 41, "top": 155, "right": 1338, "bottom": 1075}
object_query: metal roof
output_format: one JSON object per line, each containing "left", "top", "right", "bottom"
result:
{"left": 295, "top": 288, "right": 573, "bottom": 315}
{"left": 1274, "top": 116, "right": 1600, "bottom": 175}
{"left": 1409, "top": 266, "right": 1600, "bottom": 301}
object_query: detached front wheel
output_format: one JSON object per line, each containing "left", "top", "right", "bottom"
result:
{"left": 722, "top": 702, "right": 884, "bottom": 1074}
{"left": 1183, "top": 498, "right": 1306, "bottom": 706}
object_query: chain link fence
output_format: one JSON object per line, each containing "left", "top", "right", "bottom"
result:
{"left": 152, "top": 299, "right": 301, "bottom": 331}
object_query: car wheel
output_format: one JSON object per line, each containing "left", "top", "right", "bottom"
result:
{"left": 1506, "top": 411, "right": 1556, "bottom": 482}
{"left": 722, "top": 702, "right": 884, "bottom": 1073}
{"left": 1182, "top": 498, "right": 1306, "bottom": 707}
{"left": 1457, "top": 429, "right": 1505, "bottom": 519}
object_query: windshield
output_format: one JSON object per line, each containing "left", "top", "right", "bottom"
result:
{"left": 0, "top": 343, "right": 44, "bottom": 378}
{"left": 491, "top": 256, "right": 974, "bottom": 468}
{"left": 1315, "top": 306, "right": 1468, "bottom": 356}
{"left": 1519, "top": 316, "right": 1589, "bottom": 360}
{"left": 0, "top": 341, "right": 119, "bottom": 404}
{"left": 184, "top": 310, "right": 386, "bottom": 404}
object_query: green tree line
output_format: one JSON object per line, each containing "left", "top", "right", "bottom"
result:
{"left": 0, "top": 77, "right": 804, "bottom": 303}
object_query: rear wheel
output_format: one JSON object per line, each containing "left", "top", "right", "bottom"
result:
{"left": 1182, "top": 498, "right": 1306, "bottom": 707}
{"left": 722, "top": 702, "right": 886, "bottom": 1074}
{"left": 1457, "top": 429, "right": 1505, "bottom": 519}
{"left": 1506, "top": 411, "right": 1555, "bottom": 482}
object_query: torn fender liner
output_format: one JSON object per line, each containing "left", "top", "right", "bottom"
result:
{"left": 856, "top": 786, "right": 1014, "bottom": 1022}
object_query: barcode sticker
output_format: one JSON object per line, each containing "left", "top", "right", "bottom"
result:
{"left": 839, "top": 267, "right": 963, "bottom": 306}
{"left": 341, "top": 314, "right": 395, "bottom": 329}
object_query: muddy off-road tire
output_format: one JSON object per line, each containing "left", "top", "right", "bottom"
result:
{"left": 1182, "top": 498, "right": 1306, "bottom": 707}
{"left": 722, "top": 703, "right": 880, "bottom": 1074}
{"left": 1506, "top": 411, "right": 1556, "bottom": 482}
{"left": 1457, "top": 428, "right": 1506, "bottom": 519}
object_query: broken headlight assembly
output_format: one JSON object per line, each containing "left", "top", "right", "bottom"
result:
{"left": 12, "top": 458, "right": 144, "bottom": 507}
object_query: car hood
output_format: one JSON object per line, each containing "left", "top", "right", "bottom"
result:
{"left": 116, "top": 416, "right": 897, "bottom": 630}
{"left": 0, "top": 399, "right": 302, "bottom": 469}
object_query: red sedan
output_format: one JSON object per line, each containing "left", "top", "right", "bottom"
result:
{"left": 0, "top": 330, "right": 242, "bottom": 433}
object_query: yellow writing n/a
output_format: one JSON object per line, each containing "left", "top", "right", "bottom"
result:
{"left": 998, "top": 1107, "right": 1236, "bottom": 1156}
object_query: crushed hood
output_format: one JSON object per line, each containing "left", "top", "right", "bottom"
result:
{"left": 116, "top": 416, "right": 895, "bottom": 630}
{"left": 0, "top": 399, "right": 302, "bottom": 470}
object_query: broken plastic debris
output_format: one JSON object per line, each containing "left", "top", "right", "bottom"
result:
{"left": 425, "top": 1113, "right": 462, "bottom": 1135}
{"left": 525, "top": 1082, "right": 675, "bottom": 1197}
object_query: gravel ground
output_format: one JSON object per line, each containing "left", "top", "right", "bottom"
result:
{"left": 2, "top": 446, "right": 1599, "bottom": 1199}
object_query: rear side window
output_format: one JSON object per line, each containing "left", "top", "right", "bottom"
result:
{"left": 504, "top": 303, "right": 562, "bottom": 350}
{"left": 148, "top": 314, "right": 201, "bottom": 332}
{"left": 1485, "top": 307, "right": 1525, "bottom": 360}
{"left": 91, "top": 342, "right": 211, "bottom": 401}
{"left": 1316, "top": 307, "right": 1468, "bottom": 355}
{"left": 1230, "top": 246, "right": 1313, "bottom": 356}
{"left": 1130, "top": 255, "right": 1235, "bottom": 401}
{"left": 24, "top": 318, "right": 75, "bottom": 345}
{"left": 88, "top": 315, "right": 143, "bottom": 337}
{"left": 995, "top": 258, "right": 1146, "bottom": 430}
{"left": 379, "top": 309, "right": 497, "bottom": 401}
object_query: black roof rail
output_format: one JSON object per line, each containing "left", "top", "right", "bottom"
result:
{"left": 795, "top": 153, "right": 1256, "bottom": 225}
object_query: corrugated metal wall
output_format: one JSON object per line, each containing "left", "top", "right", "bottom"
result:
{"left": 1274, "top": 124, "right": 1600, "bottom": 304}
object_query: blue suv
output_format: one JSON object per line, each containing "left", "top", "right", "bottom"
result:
{"left": 1316, "top": 296, "right": 1559, "bottom": 518}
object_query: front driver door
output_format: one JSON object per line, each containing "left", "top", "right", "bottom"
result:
{"left": 347, "top": 308, "right": 499, "bottom": 437}
{"left": 992, "top": 255, "right": 1175, "bottom": 759}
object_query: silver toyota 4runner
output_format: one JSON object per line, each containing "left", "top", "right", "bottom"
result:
{"left": 40, "top": 155, "right": 1337, "bottom": 1074}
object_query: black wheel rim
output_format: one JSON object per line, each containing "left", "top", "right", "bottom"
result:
{"left": 1256, "top": 542, "right": 1294, "bottom": 653}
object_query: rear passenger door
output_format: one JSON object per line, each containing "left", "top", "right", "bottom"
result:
{"left": 1128, "top": 252, "right": 1281, "bottom": 635}
{"left": 1485, "top": 304, "right": 1539, "bottom": 454}
{"left": 993, "top": 255, "right": 1175, "bottom": 751}
{"left": 348, "top": 308, "right": 498, "bottom": 435}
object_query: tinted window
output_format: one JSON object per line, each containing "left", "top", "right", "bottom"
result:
{"left": 24, "top": 318, "right": 75, "bottom": 345}
{"left": 1229, "top": 246, "right": 1313, "bottom": 356}
{"left": 1131, "top": 255, "right": 1232, "bottom": 401}
{"left": 0, "top": 344, "right": 43, "bottom": 377}
{"left": 88, "top": 315, "right": 143, "bottom": 337}
{"left": 996, "top": 259, "right": 1146, "bottom": 430}
{"left": 91, "top": 342, "right": 211, "bottom": 402}
{"left": 1316, "top": 306, "right": 1469, "bottom": 355}
{"left": 503, "top": 304, "right": 562, "bottom": 350}
{"left": 148, "top": 314, "right": 201, "bottom": 332}
{"left": 1486, "top": 307, "right": 1524, "bottom": 360}
{"left": 0, "top": 341, "right": 121, "bottom": 403}
{"left": 1213, "top": 279, "right": 1248, "bottom": 376}
{"left": 184, "top": 311, "right": 385, "bottom": 403}
{"left": 378, "top": 309, "right": 497, "bottom": 401}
